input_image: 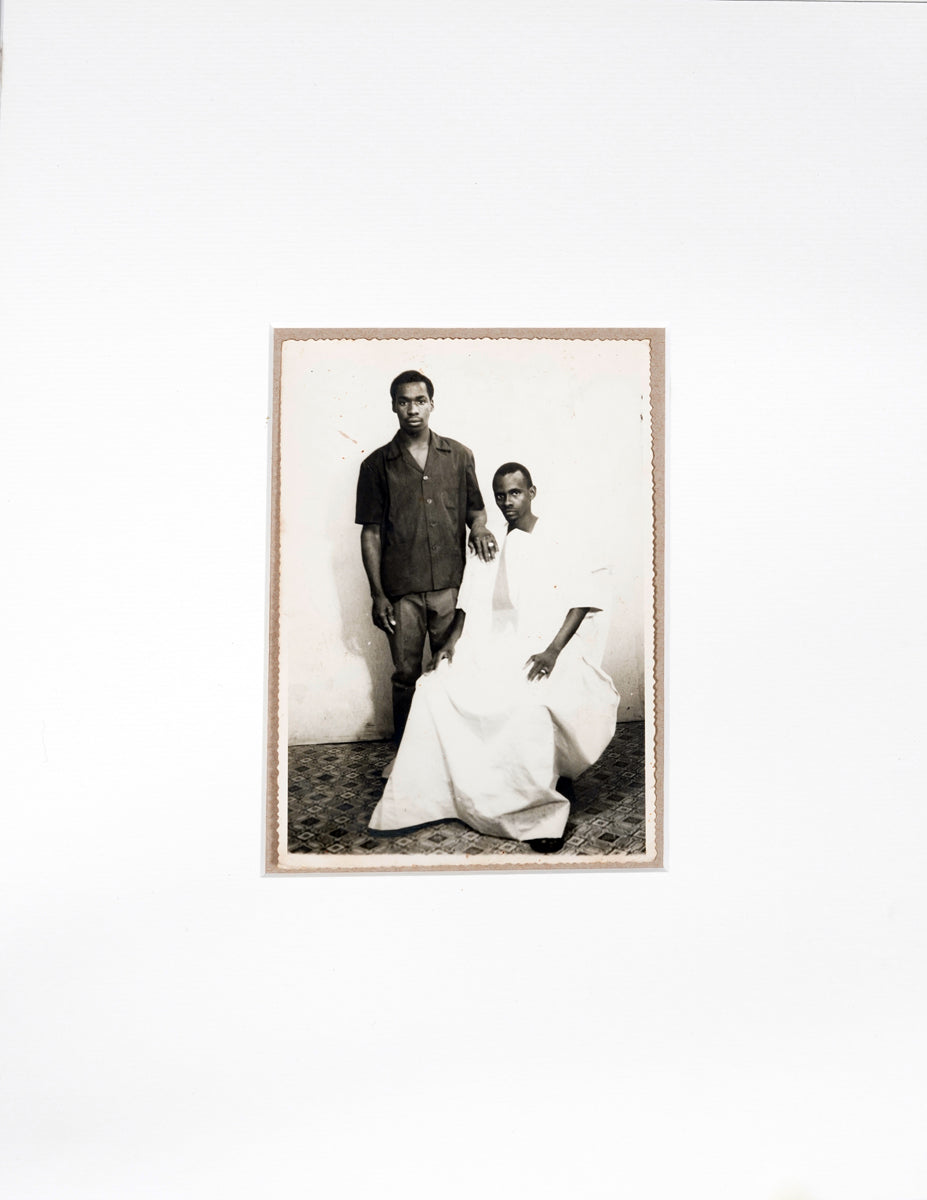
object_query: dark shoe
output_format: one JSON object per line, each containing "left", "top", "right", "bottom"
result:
{"left": 555, "top": 776, "right": 576, "bottom": 802}
{"left": 527, "top": 836, "right": 566, "bottom": 854}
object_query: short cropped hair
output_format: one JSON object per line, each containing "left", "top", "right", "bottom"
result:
{"left": 390, "top": 370, "right": 434, "bottom": 401}
{"left": 493, "top": 462, "right": 533, "bottom": 489}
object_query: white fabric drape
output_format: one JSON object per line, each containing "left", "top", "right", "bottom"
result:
{"left": 369, "top": 519, "right": 620, "bottom": 841}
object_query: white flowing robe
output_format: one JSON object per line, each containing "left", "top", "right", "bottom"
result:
{"left": 368, "top": 518, "right": 620, "bottom": 841}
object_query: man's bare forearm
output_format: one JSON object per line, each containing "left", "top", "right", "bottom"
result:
{"left": 526, "top": 608, "right": 595, "bottom": 681}
{"left": 360, "top": 525, "right": 386, "bottom": 598}
{"left": 542, "top": 609, "right": 593, "bottom": 657}
{"left": 428, "top": 610, "right": 466, "bottom": 672}
{"left": 444, "top": 609, "right": 466, "bottom": 650}
{"left": 548, "top": 607, "right": 591, "bottom": 653}
{"left": 360, "top": 524, "right": 396, "bottom": 634}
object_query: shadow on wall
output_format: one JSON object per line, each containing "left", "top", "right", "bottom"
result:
{"left": 326, "top": 456, "right": 394, "bottom": 740}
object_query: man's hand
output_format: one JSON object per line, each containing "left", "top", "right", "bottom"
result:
{"left": 468, "top": 528, "right": 498, "bottom": 562}
{"left": 525, "top": 647, "right": 560, "bottom": 682}
{"left": 371, "top": 594, "right": 396, "bottom": 635}
{"left": 427, "top": 643, "right": 457, "bottom": 672}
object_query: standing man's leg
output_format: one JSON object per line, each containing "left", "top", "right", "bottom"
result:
{"left": 389, "top": 592, "right": 427, "bottom": 746}
{"left": 425, "top": 588, "right": 459, "bottom": 655}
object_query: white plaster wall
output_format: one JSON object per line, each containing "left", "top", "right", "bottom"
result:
{"left": 280, "top": 337, "right": 652, "bottom": 744}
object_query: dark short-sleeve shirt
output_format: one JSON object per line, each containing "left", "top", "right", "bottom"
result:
{"left": 355, "top": 431, "right": 485, "bottom": 598}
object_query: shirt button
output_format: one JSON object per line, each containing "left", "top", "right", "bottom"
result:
{"left": 423, "top": 475, "right": 429, "bottom": 481}
{"left": 426, "top": 498, "right": 433, "bottom": 504}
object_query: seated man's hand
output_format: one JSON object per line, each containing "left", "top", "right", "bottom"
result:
{"left": 525, "top": 647, "right": 560, "bottom": 682}
{"left": 468, "top": 528, "right": 498, "bottom": 562}
{"left": 427, "top": 643, "right": 457, "bottom": 672}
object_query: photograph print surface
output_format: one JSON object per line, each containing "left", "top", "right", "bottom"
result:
{"left": 267, "top": 328, "right": 663, "bottom": 872}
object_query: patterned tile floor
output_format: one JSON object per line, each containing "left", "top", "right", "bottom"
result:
{"left": 287, "top": 722, "right": 645, "bottom": 858}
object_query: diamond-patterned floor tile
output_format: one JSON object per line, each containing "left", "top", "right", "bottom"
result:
{"left": 287, "top": 724, "right": 646, "bottom": 858}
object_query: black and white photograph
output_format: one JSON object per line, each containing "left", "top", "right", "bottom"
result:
{"left": 5, "top": 2, "right": 927, "bottom": 1197}
{"left": 268, "top": 329, "right": 664, "bottom": 871}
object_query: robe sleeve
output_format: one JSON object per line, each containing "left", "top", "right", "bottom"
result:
{"left": 547, "top": 526, "right": 612, "bottom": 614}
{"left": 456, "top": 553, "right": 496, "bottom": 615}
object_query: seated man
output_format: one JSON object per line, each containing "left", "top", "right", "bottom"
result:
{"left": 368, "top": 462, "right": 619, "bottom": 853}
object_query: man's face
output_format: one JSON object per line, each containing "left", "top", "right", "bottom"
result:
{"left": 493, "top": 472, "right": 535, "bottom": 529}
{"left": 392, "top": 381, "right": 434, "bottom": 434}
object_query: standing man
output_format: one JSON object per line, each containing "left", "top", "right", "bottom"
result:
{"left": 355, "top": 370, "right": 497, "bottom": 752}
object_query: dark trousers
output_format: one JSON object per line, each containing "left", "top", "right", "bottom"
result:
{"left": 389, "top": 588, "right": 458, "bottom": 745}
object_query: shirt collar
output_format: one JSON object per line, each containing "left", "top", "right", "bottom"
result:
{"left": 385, "top": 430, "right": 451, "bottom": 459}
